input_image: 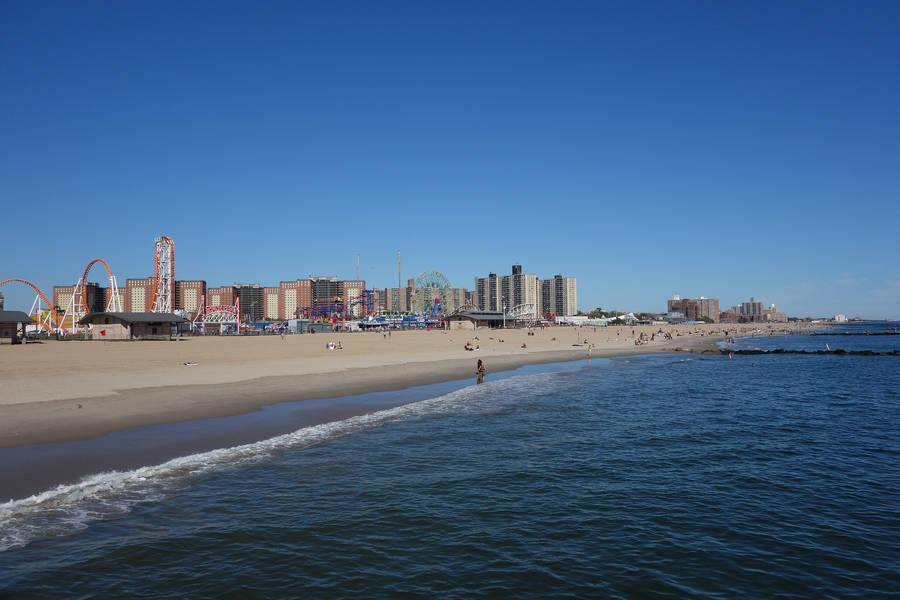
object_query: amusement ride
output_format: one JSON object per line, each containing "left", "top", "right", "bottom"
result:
{"left": 2, "top": 237, "right": 492, "bottom": 334}
{"left": 1, "top": 236, "right": 175, "bottom": 335}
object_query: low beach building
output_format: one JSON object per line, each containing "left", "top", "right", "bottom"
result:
{"left": 78, "top": 312, "right": 185, "bottom": 340}
{"left": 0, "top": 311, "right": 35, "bottom": 344}
{"left": 446, "top": 310, "right": 507, "bottom": 330}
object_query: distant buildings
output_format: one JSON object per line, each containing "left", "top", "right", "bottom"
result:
{"left": 475, "top": 265, "right": 577, "bottom": 316}
{"left": 719, "top": 297, "right": 787, "bottom": 323}
{"left": 666, "top": 295, "right": 720, "bottom": 323}
{"left": 202, "top": 278, "right": 369, "bottom": 321}
{"left": 666, "top": 294, "right": 789, "bottom": 323}
{"left": 378, "top": 278, "right": 469, "bottom": 315}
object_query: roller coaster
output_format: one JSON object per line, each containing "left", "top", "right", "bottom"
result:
{"left": 2, "top": 236, "right": 173, "bottom": 334}
{"left": 148, "top": 236, "right": 174, "bottom": 313}
{"left": 0, "top": 278, "right": 68, "bottom": 334}
{"left": 1, "top": 257, "right": 124, "bottom": 335}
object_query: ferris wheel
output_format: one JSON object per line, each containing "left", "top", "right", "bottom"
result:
{"left": 414, "top": 270, "right": 453, "bottom": 316}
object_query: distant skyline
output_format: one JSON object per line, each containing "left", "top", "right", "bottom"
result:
{"left": 2, "top": 3, "right": 898, "bottom": 319}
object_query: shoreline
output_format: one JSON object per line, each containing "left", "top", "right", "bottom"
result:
{"left": 0, "top": 323, "right": 820, "bottom": 502}
{"left": 0, "top": 323, "right": 813, "bottom": 450}
{"left": 1, "top": 344, "right": 692, "bottom": 449}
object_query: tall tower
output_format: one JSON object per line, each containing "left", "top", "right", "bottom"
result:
{"left": 150, "top": 236, "right": 175, "bottom": 313}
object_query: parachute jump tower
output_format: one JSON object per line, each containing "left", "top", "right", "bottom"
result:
{"left": 149, "top": 236, "right": 175, "bottom": 313}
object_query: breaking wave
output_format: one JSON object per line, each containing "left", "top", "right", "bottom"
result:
{"left": 0, "top": 371, "right": 559, "bottom": 552}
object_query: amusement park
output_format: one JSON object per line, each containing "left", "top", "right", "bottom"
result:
{"left": 1, "top": 236, "right": 547, "bottom": 343}
{"left": 0, "top": 236, "right": 176, "bottom": 340}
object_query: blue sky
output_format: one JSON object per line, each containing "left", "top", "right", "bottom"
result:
{"left": 2, "top": 1, "right": 898, "bottom": 318}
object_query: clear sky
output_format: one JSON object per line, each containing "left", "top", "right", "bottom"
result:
{"left": 2, "top": 1, "right": 898, "bottom": 318}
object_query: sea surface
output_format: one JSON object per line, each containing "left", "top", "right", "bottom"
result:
{"left": 2, "top": 323, "right": 899, "bottom": 598}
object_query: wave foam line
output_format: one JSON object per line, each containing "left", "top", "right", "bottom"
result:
{"left": 0, "top": 371, "right": 556, "bottom": 552}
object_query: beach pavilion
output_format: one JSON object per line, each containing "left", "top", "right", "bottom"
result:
{"left": 0, "top": 310, "right": 35, "bottom": 344}
{"left": 445, "top": 310, "right": 507, "bottom": 330}
{"left": 78, "top": 312, "right": 185, "bottom": 340}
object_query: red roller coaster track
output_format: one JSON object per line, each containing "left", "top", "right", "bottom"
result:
{"left": 0, "top": 278, "right": 69, "bottom": 333}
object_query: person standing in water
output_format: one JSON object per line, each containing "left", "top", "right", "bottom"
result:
{"left": 476, "top": 359, "right": 487, "bottom": 384}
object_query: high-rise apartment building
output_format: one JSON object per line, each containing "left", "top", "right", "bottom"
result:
{"left": 537, "top": 274, "right": 577, "bottom": 316}
{"left": 540, "top": 279, "right": 554, "bottom": 316}
{"left": 262, "top": 287, "right": 280, "bottom": 320}
{"left": 125, "top": 277, "right": 155, "bottom": 312}
{"left": 474, "top": 273, "right": 501, "bottom": 311}
{"left": 740, "top": 297, "right": 764, "bottom": 319}
{"left": 310, "top": 277, "right": 341, "bottom": 307}
{"left": 234, "top": 284, "right": 263, "bottom": 321}
{"left": 553, "top": 274, "right": 578, "bottom": 317}
{"left": 341, "top": 280, "right": 366, "bottom": 318}
{"left": 175, "top": 280, "right": 206, "bottom": 314}
{"left": 279, "top": 279, "right": 313, "bottom": 320}
{"left": 382, "top": 287, "right": 399, "bottom": 313}
{"left": 698, "top": 298, "right": 720, "bottom": 322}
{"left": 499, "top": 271, "right": 539, "bottom": 312}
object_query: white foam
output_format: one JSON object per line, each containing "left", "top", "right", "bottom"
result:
{"left": 0, "top": 371, "right": 557, "bottom": 552}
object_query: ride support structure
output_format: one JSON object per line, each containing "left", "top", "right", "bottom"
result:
{"left": 149, "top": 236, "right": 175, "bottom": 313}
{"left": 348, "top": 289, "right": 377, "bottom": 318}
{"left": 301, "top": 303, "right": 345, "bottom": 321}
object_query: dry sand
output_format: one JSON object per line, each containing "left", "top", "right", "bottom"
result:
{"left": 0, "top": 322, "right": 816, "bottom": 448}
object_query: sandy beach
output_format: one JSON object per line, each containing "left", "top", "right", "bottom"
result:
{"left": 0, "top": 322, "right": 817, "bottom": 449}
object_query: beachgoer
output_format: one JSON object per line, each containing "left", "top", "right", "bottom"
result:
{"left": 476, "top": 359, "right": 487, "bottom": 384}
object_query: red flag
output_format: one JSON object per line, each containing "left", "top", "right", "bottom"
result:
{"left": 100, "top": 329, "right": 106, "bottom": 336}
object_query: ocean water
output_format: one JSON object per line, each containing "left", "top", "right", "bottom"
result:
{"left": 1, "top": 324, "right": 899, "bottom": 598}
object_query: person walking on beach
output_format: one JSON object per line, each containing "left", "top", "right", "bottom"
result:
{"left": 476, "top": 359, "right": 487, "bottom": 384}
